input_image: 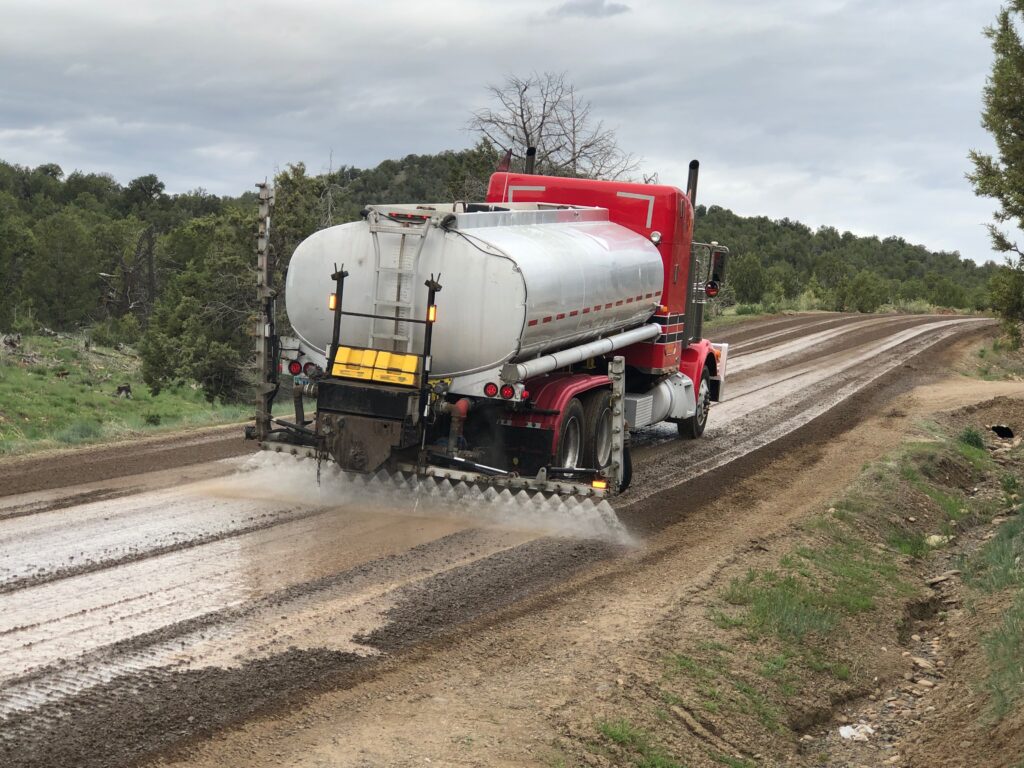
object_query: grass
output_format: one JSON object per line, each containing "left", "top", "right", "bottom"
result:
{"left": 983, "top": 594, "right": 1024, "bottom": 720}
{"left": 958, "top": 427, "right": 986, "bottom": 450}
{"left": 963, "top": 512, "right": 1024, "bottom": 720}
{"left": 0, "top": 334, "right": 249, "bottom": 454}
{"left": 964, "top": 514, "right": 1024, "bottom": 593}
{"left": 886, "top": 528, "right": 930, "bottom": 559}
{"left": 596, "top": 719, "right": 685, "bottom": 768}
{"left": 967, "top": 335, "right": 1024, "bottom": 381}
{"left": 716, "top": 528, "right": 905, "bottom": 647}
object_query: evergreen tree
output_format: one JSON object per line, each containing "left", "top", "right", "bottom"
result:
{"left": 968, "top": 2, "right": 1024, "bottom": 344}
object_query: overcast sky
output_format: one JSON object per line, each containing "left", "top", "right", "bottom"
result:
{"left": 0, "top": 0, "right": 1004, "bottom": 263}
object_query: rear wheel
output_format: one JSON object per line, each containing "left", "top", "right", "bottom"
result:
{"left": 678, "top": 366, "right": 711, "bottom": 439}
{"left": 556, "top": 398, "right": 585, "bottom": 468}
{"left": 581, "top": 389, "right": 613, "bottom": 470}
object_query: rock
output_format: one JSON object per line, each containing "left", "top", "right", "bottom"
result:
{"left": 903, "top": 672, "right": 914, "bottom": 681}
{"left": 911, "top": 634, "right": 921, "bottom": 642}
{"left": 926, "top": 534, "right": 951, "bottom": 548}
{"left": 912, "top": 657, "right": 934, "bottom": 670}
{"left": 917, "top": 679, "right": 935, "bottom": 688}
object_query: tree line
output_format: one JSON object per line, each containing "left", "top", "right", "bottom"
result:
{"left": 0, "top": 148, "right": 1006, "bottom": 401}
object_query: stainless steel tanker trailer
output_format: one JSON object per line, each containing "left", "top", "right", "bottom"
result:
{"left": 247, "top": 161, "right": 728, "bottom": 500}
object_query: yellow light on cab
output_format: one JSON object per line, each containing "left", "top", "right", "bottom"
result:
{"left": 592, "top": 479, "right": 608, "bottom": 490}
{"left": 427, "top": 305, "right": 437, "bottom": 322}
{"left": 328, "top": 293, "right": 337, "bottom": 310}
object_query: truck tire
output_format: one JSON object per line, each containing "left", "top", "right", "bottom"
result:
{"left": 556, "top": 398, "right": 585, "bottom": 468}
{"left": 678, "top": 365, "right": 711, "bottom": 439}
{"left": 581, "top": 389, "right": 613, "bottom": 470}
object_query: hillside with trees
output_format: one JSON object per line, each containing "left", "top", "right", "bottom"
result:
{"left": 0, "top": 149, "right": 1002, "bottom": 402}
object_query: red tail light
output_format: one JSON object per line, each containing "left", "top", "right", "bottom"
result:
{"left": 287, "top": 360, "right": 302, "bottom": 375}
{"left": 303, "top": 362, "right": 319, "bottom": 377}
{"left": 704, "top": 281, "right": 720, "bottom": 298}
{"left": 483, "top": 382, "right": 499, "bottom": 398}
{"left": 500, "top": 384, "right": 515, "bottom": 400}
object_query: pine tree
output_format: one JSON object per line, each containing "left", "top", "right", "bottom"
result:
{"left": 968, "top": 2, "right": 1024, "bottom": 343}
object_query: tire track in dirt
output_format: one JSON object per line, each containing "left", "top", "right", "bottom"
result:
{"left": 0, "top": 313, "right": 995, "bottom": 768}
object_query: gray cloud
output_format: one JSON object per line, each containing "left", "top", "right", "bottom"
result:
{"left": 548, "top": 0, "right": 631, "bottom": 18}
{"left": 0, "top": 0, "right": 1004, "bottom": 262}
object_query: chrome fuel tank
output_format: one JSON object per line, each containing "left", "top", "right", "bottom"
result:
{"left": 285, "top": 205, "right": 663, "bottom": 380}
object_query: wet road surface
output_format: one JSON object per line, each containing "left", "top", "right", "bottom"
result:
{"left": 0, "top": 312, "right": 991, "bottom": 768}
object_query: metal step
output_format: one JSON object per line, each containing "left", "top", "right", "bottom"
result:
{"left": 370, "top": 332, "right": 410, "bottom": 342}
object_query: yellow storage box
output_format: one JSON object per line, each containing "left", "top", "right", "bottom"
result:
{"left": 331, "top": 347, "right": 377, "bottom": 380}
{"left": 372, "top": 351, "right": 420, "bottom": 386}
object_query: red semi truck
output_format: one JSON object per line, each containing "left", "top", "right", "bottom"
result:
{"left": 250, "top": 160, "right": 728, "bottom": 500}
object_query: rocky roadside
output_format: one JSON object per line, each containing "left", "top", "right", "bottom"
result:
{"left": 801, "top": 424, "right": 1023, "bottom": 768}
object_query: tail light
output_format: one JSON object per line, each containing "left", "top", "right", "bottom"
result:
{"left": 704, "top": 281, "right": 720, "bottom": 298}
{"left": 303, "top": 362, "right": 319, "bottom": 377}
{"left": 483, "top": 382, "right": 499, "bottom": 397}
{"left": 287, "top": 360, "right": 302, "bottom": 375}
{"left": 500, "top": 384, "right": 515, "bottom": 400}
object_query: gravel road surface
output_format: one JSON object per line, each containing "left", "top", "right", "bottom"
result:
{"left": 0, "top": 312, "right": 991, "bottom": 768}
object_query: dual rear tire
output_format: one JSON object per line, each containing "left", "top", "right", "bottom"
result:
{"left": 556, "top": 389, "right": 631, "bottom": 491}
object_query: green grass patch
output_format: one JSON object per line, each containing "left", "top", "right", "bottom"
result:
{"left": 965, "top": 514, "right": 1024, "bottom": 592}
{"left": 0, "top": 334, "right": 249, "bottom": 454}
{"left": 596, "top": 719, "right": 685, "bottom": 768}
{"left": 711, "top": 756, "right": 756, "bottom": 768}
{"left": 886, "top": 527, "right": 930, "bottom": 559}
{"left": 966, "top": 336, "right": 1024, "bottom": 381}
{"left": 1001, "top": 472, "right": 1021, "bottom": 498}
{"left": 983, "top": 593, "right": 1024, "bottom": 720}
{"left": 958, "top": 427, "right": 986, "bottom": 450}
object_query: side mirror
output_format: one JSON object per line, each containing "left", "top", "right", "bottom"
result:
{"left": 709, "top": 248, "right": 728, "bottom": 284}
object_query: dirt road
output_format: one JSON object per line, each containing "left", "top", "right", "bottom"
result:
{"left": 0, "top": 313, "right": 993, "bottom": 768}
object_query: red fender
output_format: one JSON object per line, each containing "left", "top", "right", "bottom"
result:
{"left": 679, "top": 339, "right": 715, "bottom": 389}
{"left": 507, "top": 372, "right": 610, "bottom": 457}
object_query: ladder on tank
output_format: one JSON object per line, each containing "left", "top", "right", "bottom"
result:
{"left": 366, "top": 209, "right": 432, "bottom": 353}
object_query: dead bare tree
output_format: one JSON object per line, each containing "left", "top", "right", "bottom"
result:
{"left": 469, "top": 72, "right": 640, "bottom": 180}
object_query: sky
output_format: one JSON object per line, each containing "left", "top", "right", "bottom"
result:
{"left": 0, "top": 0, "right": 1006, "bottom": 263}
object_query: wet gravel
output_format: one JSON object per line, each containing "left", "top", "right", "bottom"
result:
{"left": 0, "top": 315, "right": 995, "bottom": 768}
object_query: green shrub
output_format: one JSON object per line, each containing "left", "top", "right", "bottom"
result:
{"left": 90, "top": 315, "right": 141, "bottom": 347}
{"left": 55, "top": 420, "right": 102, "bottom": 444}
{"left": 958, "top": 427, "right": 986, "bottom": 450}
{"left": 735, "top": 303, "right": 763, "bottom": 315}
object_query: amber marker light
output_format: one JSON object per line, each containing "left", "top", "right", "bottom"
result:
{"left": 427, "top": 305, "right": 437, "bottom": 322}
{"left": 592, "top": 479, "right": 608, "bottom": 490}
{"left": 328, "top": 293, "right": 337, "bottom": 310}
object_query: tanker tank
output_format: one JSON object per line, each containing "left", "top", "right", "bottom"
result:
{"left": 285, "top": 204, "right": 663, "bottom": 380}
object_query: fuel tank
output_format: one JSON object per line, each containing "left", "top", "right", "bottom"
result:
{"left": 285, "top": 204, "right": 663, "bottom": 379}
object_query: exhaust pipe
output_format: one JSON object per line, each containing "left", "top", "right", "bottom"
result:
{"left": 686, "top": 159, "right": 699, "bottom": 206}
{"left": 524, "top": 146, "right": 537, "bottom": 175}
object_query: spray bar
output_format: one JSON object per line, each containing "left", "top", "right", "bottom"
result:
{"left": 500, "top": 323, "right": 660, "bottom": 383}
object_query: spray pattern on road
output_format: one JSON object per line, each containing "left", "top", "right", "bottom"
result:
{"left": 210, "top": 452, "right": 634, "bottom": 545}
